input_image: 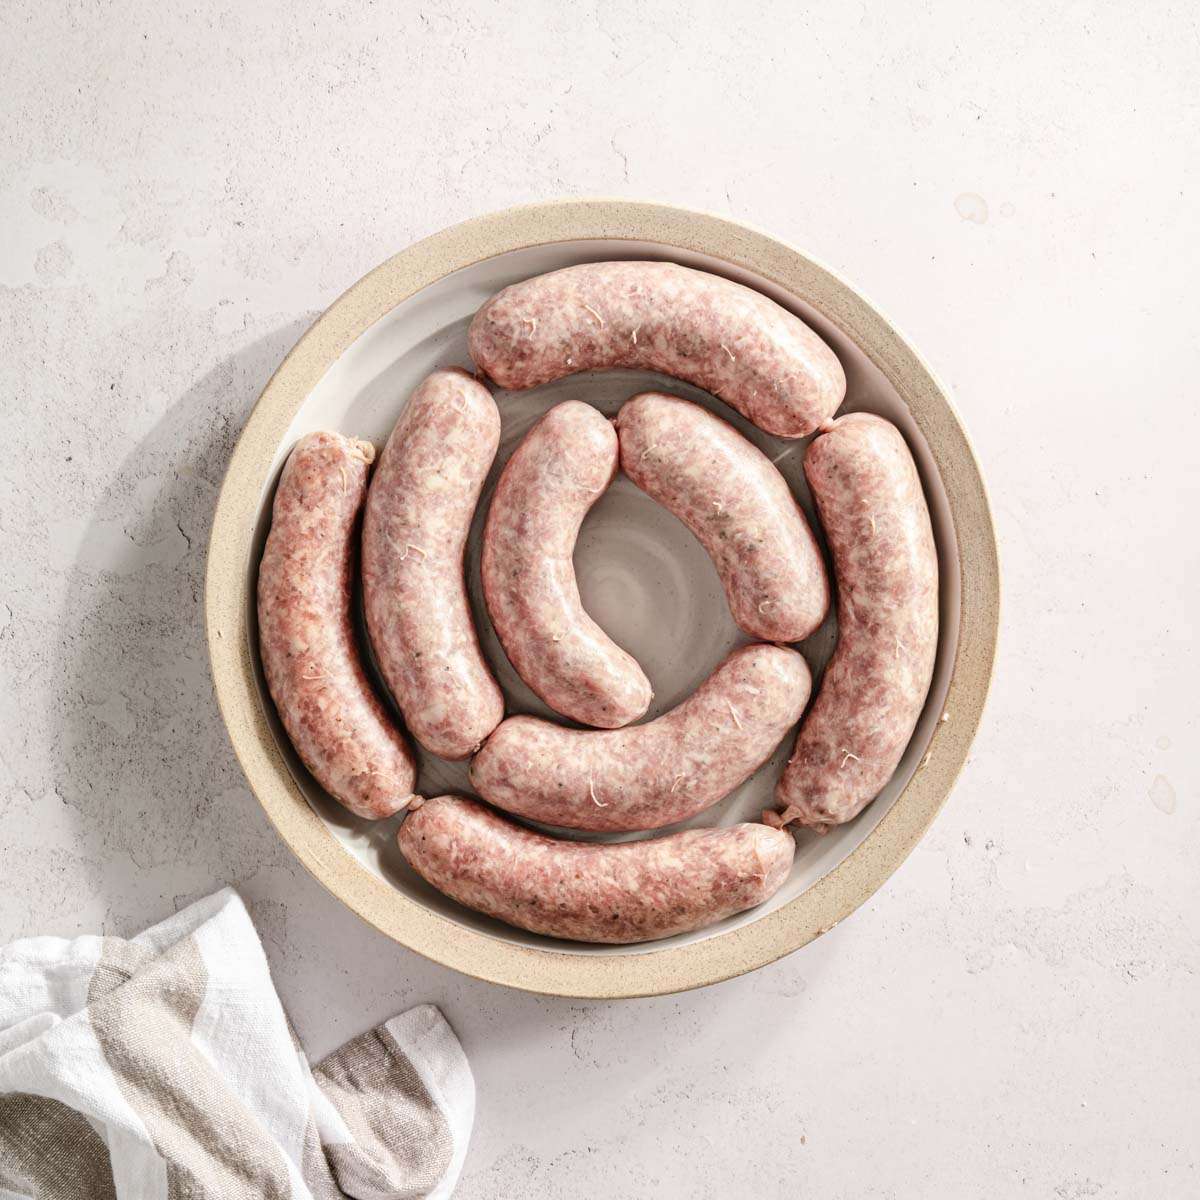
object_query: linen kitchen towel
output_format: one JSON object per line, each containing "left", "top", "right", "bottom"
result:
{"left": 0, "top": 888, "right": 473, "bottom": 1199}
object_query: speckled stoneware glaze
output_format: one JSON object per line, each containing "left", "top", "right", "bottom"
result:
{"left": 205, "top": 199, "right": 999, "bottom": 998}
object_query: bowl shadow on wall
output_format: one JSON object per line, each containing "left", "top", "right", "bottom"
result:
{"left": 50, "top": 319, "right": 321, "bottom": 933}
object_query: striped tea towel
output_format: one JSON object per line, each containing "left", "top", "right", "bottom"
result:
{"left": 0, "top": 888, "right": 473, "bottom": 1199}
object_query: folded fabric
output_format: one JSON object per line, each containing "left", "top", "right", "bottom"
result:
{"left": 0, "top": 888, "right": 473, "bottom": 1199}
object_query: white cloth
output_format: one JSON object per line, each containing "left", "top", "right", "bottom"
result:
{"left": 0, "top": 889, "right": 474, "bottom": 1199}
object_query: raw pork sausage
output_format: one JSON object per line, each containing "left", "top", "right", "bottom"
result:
{"left": 470, "top": 644, "right": 811, "bottom": 832}
{"left": 481, "top": 400, "right": 652, "bottom": 728}
{"left": 362, "top": 368, "right": 504, "bottom": 760}
{"left": 772, "top": 414, "right": 938, "bottom": 831}
{"left": 616, "top": 391, "right": 830, "bottom": 642}
{"left": 257, "top": 432, "right": 416, "bottom": 819}
{"left": 397, "top": 795, "right": 795, "bottom": 943}
{"left": 468, "top": 261, "right": 845, "bottom": 438}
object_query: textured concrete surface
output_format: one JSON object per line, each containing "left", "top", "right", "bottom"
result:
{"left": 2, "top": 2, "right": 1197, "bottom": 1195}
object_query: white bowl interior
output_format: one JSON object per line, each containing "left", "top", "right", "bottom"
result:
{"left": 244, "top": 239, "right": 961, "bottom": 957}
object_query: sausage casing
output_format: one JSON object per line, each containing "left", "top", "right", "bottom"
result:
{"left": 468, "top": 261, "right": 845, "bottom": 438}
{"left": 470, "top": 644, "right": 811, "bottom": 832}
{"left": 398, "top": 795, "right": 795, "bottom": 944}
{"left": 773, "top": 414, "right": 938, "bottom": 830}
{"left": 616, "top": 391, "right": 829, "bottom": 642}
{"left": 481, "top": 400, "right": 652, "bottom": 728}
{"left": 362, "top": 368, "right": 504, "bottom": 760}
{"left": 257, "top": 432, "right": 416, "bottom": 819}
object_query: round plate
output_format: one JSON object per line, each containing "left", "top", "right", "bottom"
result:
{"left": 205, "top": 199, "right": 998, "bottom": 998}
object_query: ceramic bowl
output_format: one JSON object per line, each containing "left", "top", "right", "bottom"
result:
{"left": 205, "top": 199, "right": 998, "bottom": 998}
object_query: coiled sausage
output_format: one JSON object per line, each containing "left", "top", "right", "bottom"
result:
{"left": 468, "top": 261, "right": 845, "bottom": 438}
{"left": 398, "top": 795, "right": 795, "bottom": 944}
{"left": 616, "top": 391, "right": 829, "bottom": 642}
{"left": 362, "top": 368, "right": 504, "bottom": 760}
{"left": 772, "top": 414, "right": 938, "bottom": 831}
{"left": 257, "top": 432, "right": 416, "bottom": 819}
{"left": 470, "top": 644, "right": 811, "bottom": 832}
{"left": 481, "top": 400, "right": 652, "bottom": 728}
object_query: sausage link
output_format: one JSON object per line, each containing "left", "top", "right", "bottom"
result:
{"left": 398, "top": 795, "right": 795, "bottom": 943}
{"left": 362, "top": 369, "right": 504, "bottom": 760}
{"left": 257, "top": 432, "right": 416, "bottom": 819}
{"left": 773, "top": 414, "right": 938, "bottom": 831}
{"left": 468, "top": 261, "right": 845, "bottom": 438}
{"left": 616, "top": 391, "right": 830, "bottom": 642}
{"left": 470, "top": 644, "right": 811, "bottom": 832}
{"left": 481, "top": 400, "right": 652, "bottom": 728}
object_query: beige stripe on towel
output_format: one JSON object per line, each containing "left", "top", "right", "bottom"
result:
{"left": 0, "top": 1091, "right": 119, "bottom": 1199}
{"left": 314, "top": 1024, "right": 453, "bottom": 1199}
{"left": 87, "top": 932, "right": 296, "bottom": 1199}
